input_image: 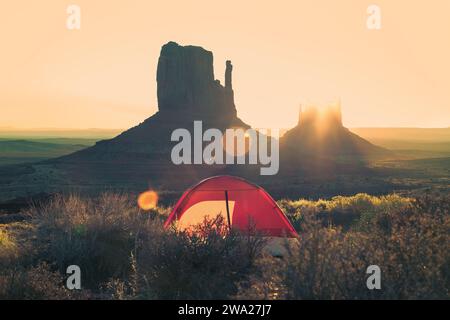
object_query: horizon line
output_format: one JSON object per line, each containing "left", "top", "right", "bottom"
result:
{"left": 1, "top": 126, "right": 449, "bottom": 132}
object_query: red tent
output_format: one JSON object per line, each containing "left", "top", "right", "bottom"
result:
{"left": 164, "top": 176, "right": 298, "bottom": 238}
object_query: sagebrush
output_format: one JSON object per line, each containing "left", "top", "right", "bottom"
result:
{"left": 0, "top": 192, "right": 448, "bottom": 299}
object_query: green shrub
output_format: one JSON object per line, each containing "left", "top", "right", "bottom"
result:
{"left": 279, "top": 193, "right": 413, "bottom": 230}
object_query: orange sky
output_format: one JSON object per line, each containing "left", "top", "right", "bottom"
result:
{"left": 1, "top": 0, "right": 449, "bottom": 129}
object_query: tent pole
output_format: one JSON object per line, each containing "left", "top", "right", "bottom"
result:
{"left": 224, "top": 190, "right": 231, "bottom": 231}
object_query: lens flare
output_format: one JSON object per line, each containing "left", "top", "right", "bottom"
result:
{"left": 137, "top": 190, "right": 158, "bottom": 210}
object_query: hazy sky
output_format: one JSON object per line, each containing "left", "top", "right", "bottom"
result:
{"left": 1, "top": 0, "right": 449, "bottom": 129}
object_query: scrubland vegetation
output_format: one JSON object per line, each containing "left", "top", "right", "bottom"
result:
{"left": 0, "top": 192, "right": 448, "bottom": 299}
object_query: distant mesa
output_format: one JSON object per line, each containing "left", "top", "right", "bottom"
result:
{"left": 280, "top": 103, "right": 391, "bottom": 163}
{"left": 297, "top": 104, "right": 343, "bottom": 128}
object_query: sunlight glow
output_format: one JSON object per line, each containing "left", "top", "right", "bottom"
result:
{"left": 177, "top": 200, "right": 235, "bottom": 231}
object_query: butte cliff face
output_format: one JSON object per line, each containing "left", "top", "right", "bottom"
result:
{"left": 63, "top": 42, "right": 249, "bottom": 155}
{"left": 157, "top": 42, "right": 238, "bottom": 122}
{"left": 48, "top": 42, "right": 251, "bottom": 189}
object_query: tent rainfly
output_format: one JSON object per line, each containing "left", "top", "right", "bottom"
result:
{"left": 164, "top": 175, "right": 298, "bottom": 238}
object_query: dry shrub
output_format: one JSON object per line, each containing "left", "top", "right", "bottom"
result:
{"left": 28, "top": 193, "right": 151, "bottom": 288}
{"left": 281, "top": 213, "right": 370, "bottom": 299}
{"left": 279, "top": 193, "right": 413, "bottom": 229}
{"left": 233, "top": 255, "right": 285, "bottom": 300}
{"left": 0, "top": 263, "right": 71, "bottom": 300}
{"left": 19, "top": 193, "right": 264, "bottom": 299}
{"left": 242, "top": 193, "right": 449, "bottom": 299}
{"left": 130, "top": 215, "right": 265, "bottom": 299}
{"left": 1, "top": 192, "right": 447, "bottom": 300}
{"left": 0, "top": 227, "right": 18, "bottom": 264}
{"left": 0, "top": 223, "right": 81, "bottom": 299}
